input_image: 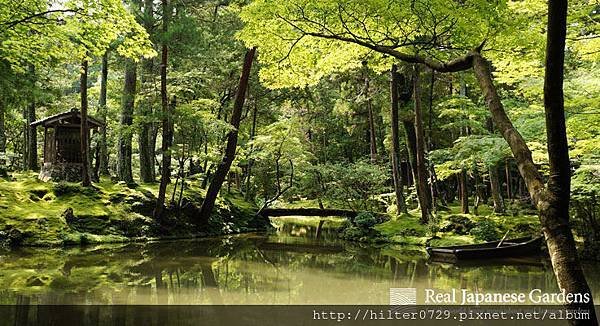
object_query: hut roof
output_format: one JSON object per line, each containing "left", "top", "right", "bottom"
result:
{"left": 30, "top": 109, "right": 104, "bottom": 128}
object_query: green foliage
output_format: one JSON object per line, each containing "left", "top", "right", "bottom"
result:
{"left": 239, "top": 0, "right": 514, "bottom": 88}
{"left": 470, "top": 220, "right": 500, "bottom": 242}
{"left": 431, "top": 135, "right": 510, "bottom": 180}
{"left": 354, "top": 212, "right": 377, "bottom": 229}
{"left": 317, "top": 161, "right": 388, "bottom": 211}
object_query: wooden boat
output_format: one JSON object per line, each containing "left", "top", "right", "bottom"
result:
{"left": 426, "top": 236, "right": 544, "bottom": 263}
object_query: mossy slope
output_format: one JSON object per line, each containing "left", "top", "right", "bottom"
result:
{"left": 0, "top": 173, "right": 267, "bottom": 247}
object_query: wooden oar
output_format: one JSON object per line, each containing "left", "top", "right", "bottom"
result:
{"left": 497, "top": 231, "right": 511, "bottom": 247}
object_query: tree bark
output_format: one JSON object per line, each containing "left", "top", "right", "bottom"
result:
{"left": 244, "top": 101, "right": 258, "bottom": 200}
{"left": 139, "top": 0, "right": 155, "bottom": 183}
{"left": 117, "top": 60, "right": 136, "bottom": 184}
{"left": 390, "top": 65, "right": 407, "bottom": 214}
{"left": 198, "top": 47, "right": 256, "bottom": 222}
{"left": 26, "top": 64, "right": 37, "bottom": 171}
{"left": 154, "top": 0, "right": 171, "bottom": 219}
{"left": 489, "top": 164, "right": 505, "bottom": 214}
{"left": 542, "top": 0, "right": 596, "bottom": 321}
{"left": 0, "top": 98, "right": 5, "bottom": 153}
{"left": 472, "top": 32, "right": 596, "bottom": 322}
{"left": 365, "top": 71, "right": 378, "bottom": 162}
{"left": 97, "top": 51, "right": 110, "bottom": 176}
{"left": 459, "top": 168, "right": 469, "bottom": 214}
{"left": 80, "top": 59, "right": 91, "bottom": 187}
{"left": 413, "top": 65, "right": 430, "bottom": 223}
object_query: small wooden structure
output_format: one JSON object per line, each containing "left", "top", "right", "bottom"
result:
{"left": 30, "top": 108, "right": 104, "bottom": 182}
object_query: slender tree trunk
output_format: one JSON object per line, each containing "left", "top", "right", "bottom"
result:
{"left": 365, "top": 73, "right": 378, "bottom": 162}
{"left": 154, "top": 0, "right": 171, "bottom": 219}
{"left": 22, "top": 107, "right": 27, "bottom": 170}
{"left": 244, "top": 102, "right": 258, "bottom": 200}
{"left": 26, "top": 64, "right": 37, "bottom": 171}
{"left": 139, "top": 0, "right": 155, "bottom": 183}
{"left": 97, "top": 52, "right": 109, "bottom": 177}
{"left": 403, "top": 123, "right": 418, "bottom": 185}
{"left": 118, "top": 60, "right": 136, "bottom": 184}
{"left": 198, "top": 47, "right": 256, "bottom": 222}
{"left": 460, "top": 168, "right": 469, "bottom": 214}
{"left": 473, "top": 164, "right": 482, "bottom": 215}
{"left": 0, "top": 98, "right": 6, "bottom": 176}
{"left": 413, "top": 65, "right": 430, "bottom": 223}
{"left": 489, "top": 164, "right": 505, "bottom": 214}
{"left": 80, "top": 59, "right": 91, "bottom": 187}
{"left": 0, "top": 98, "right": 5, "bottom": 153}
{"left": 542, "top": 1, "right": 597, "bottom": 322}
{"left": 390, "top": 65, "right": 407, "bottom": 214}
{"left": 505, "top": 158, "right": 512, "bottom": 200}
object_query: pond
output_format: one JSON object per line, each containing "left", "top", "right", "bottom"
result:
{"left": 0, "top": 217, "right": 599, "bottom": 306}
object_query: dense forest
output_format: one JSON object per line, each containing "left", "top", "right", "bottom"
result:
{"left": 1, "top": 0, "right": 599, "bottom": 323}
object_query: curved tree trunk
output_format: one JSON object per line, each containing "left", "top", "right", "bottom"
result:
{"left": 198, "top": 47, "right": 256, "bottom": 222}
{"left": 472, "top": 42, "right": 596, "bottom": 324}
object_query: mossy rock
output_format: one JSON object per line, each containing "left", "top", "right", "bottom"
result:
{"left": 439, "top": 215, "right": 476, "bottom": 235}
{"left": 25, "top": 275, "right": 52, "bottom": 287}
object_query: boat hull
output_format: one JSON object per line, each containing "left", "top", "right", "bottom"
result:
{"left": 426, "top": 236, "right": 544, "bottom": 263}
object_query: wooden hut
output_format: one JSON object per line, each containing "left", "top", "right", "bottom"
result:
{"left": 30, "top": 108, "right": 104, "bottom": 182}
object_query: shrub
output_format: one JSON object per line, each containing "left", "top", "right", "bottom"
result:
{"left": 470, "top": 220, "right": 500, "bottom": 242}
{"left": 354, "top": 212, "right": 377, "bottom": 229}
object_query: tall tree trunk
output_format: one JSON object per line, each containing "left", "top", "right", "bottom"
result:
{"left": 97, "top": 52, "right": 109, "bottom": 176}
{"left": 505, "top": 158, "right": 512, "bottom": 200}
{"left": 198, "top": 47, "right": 256, "bottom": 222}
{"left": 365, "top": 73, "right": 378, "bottom": 162}
{"left": 473, "top": 164, "right": 482, "bottom": 215}
{"left": 0, "top": 98, "right": 5, "bottom": 153}
{"left": 459, "top": 168, "right": 469, "bottom": 214}
{"left": 26, "top": 64, "right": 37, "bottom": 171}
{"left": 22, "top": 107, "right": 27, "bottom": 170}
{"left": 489, "top": 164, "right": 505, "bottom": 214}
{"left": 413, "top": 65, "right": 430, "bottom": 223}
{"left": 80, "top": 59, "right": 91, "bottom": 187}
{"left": 118, "top": 60, "right": 136, "bottom": 184}
{"left": 403, "top": 122, "right": 417, "bottom": 187}
{"left": 0, "top": 98, "right": 6, "bottom": 176}
{"left": 244, "top": 101, "right": 258, "bottom": 200}
{"left": 155, "top": 0, "right": 171, "bottom": 219}
{"left": 390, "top": 65, "right": 407, "bottom": 214}
{"left": 472, "top": 24, "right": 596, "bottom": 322}
{"left": 542, "top": 0, "right": 597, "bottom": 322}
{"left": 139, "top": 0, "right": 155, "bottom": 183}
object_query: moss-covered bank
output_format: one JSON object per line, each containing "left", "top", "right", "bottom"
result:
{"left": 271, "top": 203, "right": 541, "bottom": 248}
{"left": 0, "top": 173, "right": 270, "bottom": 247}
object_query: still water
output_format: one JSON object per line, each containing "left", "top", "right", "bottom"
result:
{"left": 0, "top": 217, "right": 599, "bottom": 305}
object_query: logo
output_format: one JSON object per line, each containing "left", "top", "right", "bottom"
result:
{"left": 389, "top": 288, "right": 417, "bottom": 305}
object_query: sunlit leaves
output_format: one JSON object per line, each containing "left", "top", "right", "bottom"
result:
{"left": 239, "top": 0, "right": 511, "bottom": 88}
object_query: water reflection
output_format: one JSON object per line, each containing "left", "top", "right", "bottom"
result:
{"left": 0, "top": 219, "right": 598, "bottom": 306}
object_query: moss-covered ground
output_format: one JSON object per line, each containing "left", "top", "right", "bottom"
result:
{"left": 0, "top": 173, "right": 267, "bottom": 247}
{"left": 270, "top": 202, "right": 541, "bottom": 247}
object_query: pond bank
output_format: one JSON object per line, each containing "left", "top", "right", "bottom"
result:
{"left": 0, "top": 173, "right": 270, "bottom": 247}
{"left": 271, "top": 204, "right": 542, "bottom": 248}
